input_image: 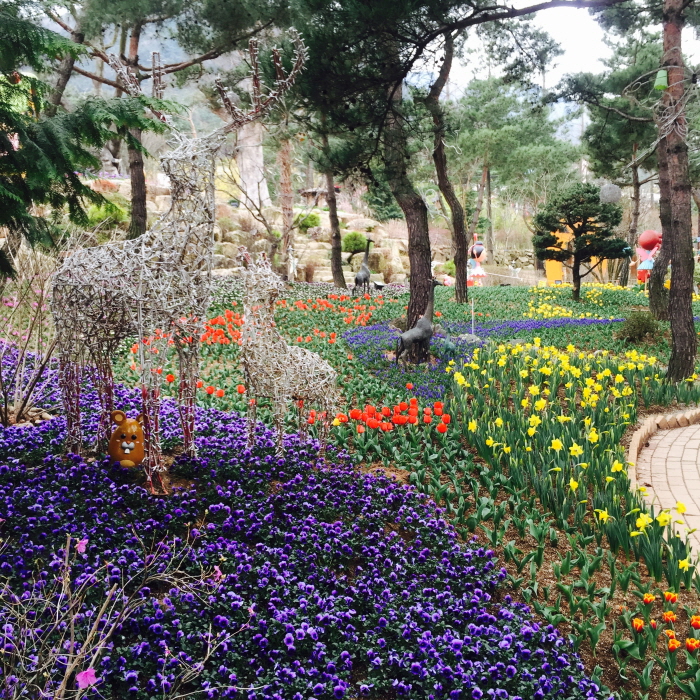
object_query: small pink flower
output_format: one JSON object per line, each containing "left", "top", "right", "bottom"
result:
{"left": 76, "top": 539, "right": 88, "bottom": 554}
{"left": 213, "top": 565, "right": 223, "bottom": 582}
{"left": 76, "top": 668, "right": 98, "bottom": 688}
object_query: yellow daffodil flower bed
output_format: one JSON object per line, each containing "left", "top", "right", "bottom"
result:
{"left": 524, "top": 283, "right": 649, "bottom": 320}
{"left": 450, "top": 338, "right": 700, "bottom": 588}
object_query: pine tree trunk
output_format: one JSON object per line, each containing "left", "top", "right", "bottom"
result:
{"left": 326, "top": 169, "right": 346, "bottom": 288}
{"left": 127, "top": 127, "right": 148, "bottom": 239}
{"left": 650, "top": 139, "right": 672, "bottom": 319}
{"left": 426, "top": 33, "right": 467, "bottom": 304}
{"left": 126, "top": 23, "right": 147, "bottom": 239}
{"left": 572, "top": 258, "right": 581, "bottom": 302}
{"left": 664, "top": 0, "right": 697, "bottom": 381}
{"left": 385, "top": 79, "right": 431, "bottom": 362}
{"left": 620, "top": 163, "right": 641, "bottom": 288}
{"left": 46, "top": 22, "right": 83, "bottom": 117}
{"left": 485, "top": 166, "right": 494, "bottom": 261}
{"left": 278, "top": 138, "right": 294, "bottom": 273}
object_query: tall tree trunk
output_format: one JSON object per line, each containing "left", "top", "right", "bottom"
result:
{"left": 385, "top": 80, "right": 432, "bottom": 361}
{"left": 127, "top": 127, "right": 148, "bottom": 239}
{"left": 237, "top": 120, "right": 272, "bottom": 211}
{"left": 46, "top": 21, "right": 84, "bottom": 117}
{"left": 485, "top": 166, "right": 494, "bottom": 260}
{"left": 325, "top": 167, "right": 346, "bottom": 288}
{"left": 126, "top": 22, "right": 148, "bottom": 239}
{"left": 468, "top": 165, "right": 488, "bottom": 240}
{"left": 278, "top": 138, "right": 294, "bottom": 273}
{"left": 425, "top": 32, "right": 468, "bottom": 303}
{"left": 619, "top": 161, "right": 641, "bottom": 288}
{"left": 664, "top": 0, "right": 697, "bottom": 381}
{"left": 650, "top": 139, "right": 672, "bottom": 319}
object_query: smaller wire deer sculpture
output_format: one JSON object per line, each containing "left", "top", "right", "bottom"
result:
{"left": 238, "top": 248, "right": 339, "bottom": 459}
{"left": 50, "top": 34, "right": 306, "bottom": 492}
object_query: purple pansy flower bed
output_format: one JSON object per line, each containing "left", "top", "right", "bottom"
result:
{"left": 0, "top": 372, "right": 610, "bottom": 699}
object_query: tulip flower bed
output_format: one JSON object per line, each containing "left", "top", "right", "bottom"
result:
{"left": 0, "top": 374, "right": 617, "bottom": 700}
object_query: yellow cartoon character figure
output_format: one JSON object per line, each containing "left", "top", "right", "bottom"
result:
{"left": 108, "top": 411, "right": 145, "bottom": 468}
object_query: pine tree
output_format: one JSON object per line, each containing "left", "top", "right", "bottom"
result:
{"left": 533, "top": 183, "right": 628, "bottom": 301}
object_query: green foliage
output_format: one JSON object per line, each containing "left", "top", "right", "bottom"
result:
{"left": 0, "top": 10, "right": 171, "bottom": 273}
{"left": 443, "top": 259, "right": 456, "bottom": 276}
{"left": 294, "top": 211, "right": 321, "bottom": 233}
{"left": 560, "top": 33, "right": 659, "bottom": 186}
{"left": 86, "top": 199, "right": 128, "bottom": 229}
{"left": 615, "top": 311, "right": 661, "bottom": 343}
{"left": 442, "top": 79, "right": 580, "bottom": 220}
{"left": 341, "top": 231, "right": 367, "bottom": 254}
{"left": 0, "top": 9, "right": 82, "bottom": 76}
{"left": 363, "top": 174, "right": 403, "bottom": 221}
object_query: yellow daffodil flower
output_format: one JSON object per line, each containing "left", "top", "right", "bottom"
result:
{"left": 656, "top": 512, "right": 672, "bottom": 527}
{"left": 569, "top": 443, "right": 583, "bottom": 457}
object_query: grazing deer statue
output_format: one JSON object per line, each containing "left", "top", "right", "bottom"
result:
{"left": 395, "top": 278, "right": 443, "bottom": 364}
{"left": 238, "top": 248, "right": 339, "bottom": 458}
{"left": 50, "top": 36, "right": 306, "bottom": 492}
{"left": 353, "top": 238, "right": 373, "bottom": 295}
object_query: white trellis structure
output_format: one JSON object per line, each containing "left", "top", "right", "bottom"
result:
{"left": 50, "top": 34, "right": 307, "bottom": 492}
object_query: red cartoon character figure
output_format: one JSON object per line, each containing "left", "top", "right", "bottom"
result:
{"left": 108, "top": 411, "right": 145, "bottom": 468}
{"left": 637, "top": 230, "right": 662, "bottom": 284}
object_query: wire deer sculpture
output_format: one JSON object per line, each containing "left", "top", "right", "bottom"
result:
{"left": 238, "top": 248, "right": 338, "bottom": 459}
{"left": 50, "top": 35, "right": 307, "bottom": 492}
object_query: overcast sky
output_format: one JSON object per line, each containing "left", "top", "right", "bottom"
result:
{"left": 449, "top": 6, "right": 700, "bottom": 93}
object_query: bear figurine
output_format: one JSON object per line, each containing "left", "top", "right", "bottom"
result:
{"left": 108, "top": 410, "right": 145, "bottom": 468}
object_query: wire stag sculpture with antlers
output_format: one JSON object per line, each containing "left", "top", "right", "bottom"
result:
{"left": 50, "top": 34, "right": 307, "bottom": 492}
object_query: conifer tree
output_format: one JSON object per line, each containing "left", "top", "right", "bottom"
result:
{"left": 533, "top": 183, "right": 628, "bottom": 301}
{"left": 0, "top": 5, "right": 167, "bottom": 274}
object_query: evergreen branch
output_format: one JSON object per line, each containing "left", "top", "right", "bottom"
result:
{"left": 71, "top": 65, "right": 121, "bottom": 90}
{"left": 587, "top": 101, "right": 653, "bottom": 122}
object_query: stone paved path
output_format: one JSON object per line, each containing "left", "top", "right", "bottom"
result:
{"left": 636, "top": 424, "right": 700, "bottom": 551}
